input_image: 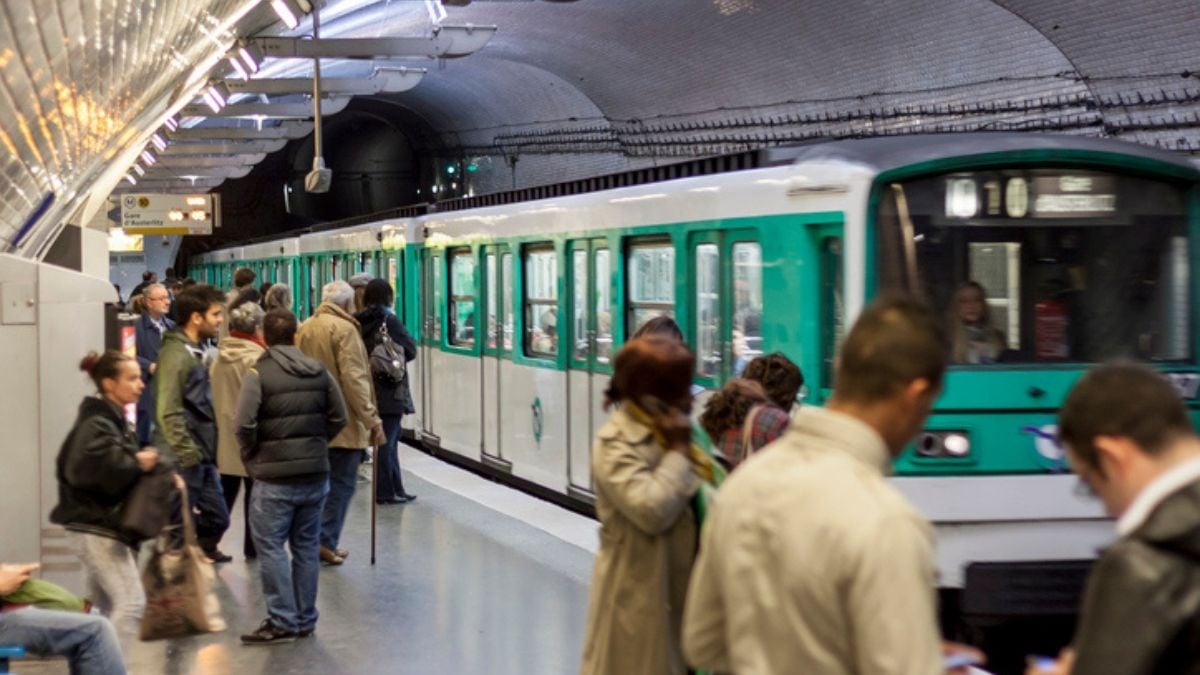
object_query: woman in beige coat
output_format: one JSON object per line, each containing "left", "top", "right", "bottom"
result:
{"left": 581, "top": 336, "right": 702, "bottom": 675}
{"left": 210, "top": 299, "right": 266, "bottom": 559}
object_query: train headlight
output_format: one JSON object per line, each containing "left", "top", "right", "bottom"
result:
{"left": 914, "top": 430, "right": 972, "bottom": 459}
{"left": 943, "top": 433, "right": 971, "bottom": 457}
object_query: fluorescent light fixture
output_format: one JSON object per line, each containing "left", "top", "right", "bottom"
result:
{"left": 228, "top": 54, "right": 251, "bottom": 80}
{"left": 270, "top": 0, "right": 313, "bottom": 29}
{"left": 124, "top": 174, "right": 138, "bottom": 186}
{"left": 162, "top": 116, "right": 180, "bottom": 133}
{"left": 202, "top": 81, "right": 233, "bottom": 112}
{"left": 140, "top": 149, "right": 158, "bottom": 166}
{"left": 150, "top": 133, "right": 168, "bottom": 152}
{"left": 238, "top": 43, "right": 264, "bottom": 74}
{"left": 425, "top": 0, "right": 447, "bottom": 25}
{"left": 132, "top": 162, "right": 146, "bottom": 177}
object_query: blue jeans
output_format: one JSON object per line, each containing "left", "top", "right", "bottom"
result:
{"left": 320, "top": 448, "right": 363, "bottom": 550}
{"left": 179, "top": 463, "right": 231, "bottom": 553}
{"left": 0, "top": 608, "right": 126, "bottom": 675}
{"left": 376, "top": 416, "right": 407, "bottom": 500}
{"left": 250, "top": 480, "right": 329, "bottom": 632}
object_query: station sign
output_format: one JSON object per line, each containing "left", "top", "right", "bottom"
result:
{"left": 120, "top": 193, "right": 219, "bottom": 235}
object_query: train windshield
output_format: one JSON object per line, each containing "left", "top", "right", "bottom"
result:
{"left": 876, "top": 168, "right": 1192, "bottom": 365}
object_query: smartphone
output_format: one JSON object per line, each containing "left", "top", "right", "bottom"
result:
{"left": 1027, "top": 656, "right": 1058, "bottom": 670}
{"left": 944, "top": 652, "right": 982, "bottom": 669}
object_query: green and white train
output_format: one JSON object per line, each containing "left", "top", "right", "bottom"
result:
{"left": 192, "top": 133, "right": 1200, "bottom": 593}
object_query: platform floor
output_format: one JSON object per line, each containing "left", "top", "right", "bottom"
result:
{"left": 17, "top": 446, "right": 598, "bottom": 675}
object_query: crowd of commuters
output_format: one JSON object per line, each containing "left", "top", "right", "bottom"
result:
{"left": 7, "top": 262, "right": 1200, "bottom": 673}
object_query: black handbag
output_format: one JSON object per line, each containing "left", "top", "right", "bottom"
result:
{"left": 369, "top": 322, "right": 407, "bottom": 384}
{"left": 119, "top": 463, "right": 176, "bottom": 541}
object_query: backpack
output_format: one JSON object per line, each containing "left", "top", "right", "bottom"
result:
{"left": 369, "top": 322, "right": 407, "bottom": 384}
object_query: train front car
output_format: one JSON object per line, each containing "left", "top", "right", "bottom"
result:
{"left": 843, "top": 134, "right": 1200, "bottom": 619}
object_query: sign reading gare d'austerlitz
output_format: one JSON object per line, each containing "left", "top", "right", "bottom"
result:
{"left": 120, "top": 193, "right": 219, "bottom": 236}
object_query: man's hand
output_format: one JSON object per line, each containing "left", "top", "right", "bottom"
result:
{"left": 371, "top": 423, "right": 386, "bottom": 447}
{"left": 0, "top": 563, "right": 40, "bottom": 595}
{"left": 136, "top": 448, "right": 159, "bottom": 472}
{"left": 1026, "top": 649, "right": 1074, "bottom": 675}
{"left": 149, "top": 362, "right": 156, "bottom": 376}
{"left": 944, "top": 641, "right": 986, "bottom": 675}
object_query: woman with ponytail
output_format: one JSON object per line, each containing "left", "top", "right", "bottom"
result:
{"left": 50, "top": 351, "right": 160, "bottom": 643}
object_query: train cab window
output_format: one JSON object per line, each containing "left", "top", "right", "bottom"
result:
{"left": 525, "top": 247, "right": 558, "bottom": 358}
{"left": 628, "top": 241, "right": 675, "bottom": 334}
{"left": 502, "top": 253, "right": 514, "bottom": 352}
{"left": 449, "top": 250, "right": 476, "bottom": 346}
{"left": 878, "top": 169, "right": 1191, "bottom": 364}
{"left": 595, "top": 249, "right": 613, "bottom": 363}
{"left": 732, "top": 242, "right": 764, "bottom": 376}
{"left": 695, "top": 244, "right": 720, "bottom": 378}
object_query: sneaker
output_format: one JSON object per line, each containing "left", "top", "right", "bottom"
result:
{"left": 298, "top": 626, "right": 315, "bottom": 638}
{"left": 241, "top": 620, "right": 297, "bottom": 645}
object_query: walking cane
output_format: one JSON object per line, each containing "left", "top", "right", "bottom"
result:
{"left": 371, "top": 441, "right": 378, "bottom": 565}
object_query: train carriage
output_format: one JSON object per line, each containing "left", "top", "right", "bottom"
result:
{"left": 198, "top": 133, "right": 1200, "bottom": 603}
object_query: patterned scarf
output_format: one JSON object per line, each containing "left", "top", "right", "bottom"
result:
{"left": 625, "top": 402, "right": 726, "bottom": 522}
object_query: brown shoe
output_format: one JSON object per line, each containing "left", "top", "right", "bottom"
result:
{"left": 335, "top": 548, "right": 349, "bottom": 559}
{"left": 319, "top": 546, "right": 344, "bottom": 566}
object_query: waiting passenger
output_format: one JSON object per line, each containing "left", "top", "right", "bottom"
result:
{"left": 742, "top": 352, "right": 805, "bottom": 413}
{"left": 50, "top": 351, "right": 159, "bottom": 642}
{"left": 356, "top": 279, "right": 418, "bottom": 504}
{"left": 258, "top": 282, "right": 274, "bottom": 307}
{"left": 134, "top": 284, "right": 174, "bottom": 447}
{"left": 157, "top": 285, "right": 232, "bottom": 563}
{"left": 0, "top": 563, "right": 126, "bottom": 674}
{"left": 235, "top": 309, "right": 347, "bottom": 645}
{"left": 683, "top": 294, "right": 984, "bottom": 674}
{"left": 264, "top": 284, "right": 293, "bottom": 314}
{"left": 699, "top": 379, "right": 790, "bottom": 469}
{"left": 533, "top": 308, "right": 558, "bottom": 354}
{"left": 221, "top": 268, "right": 257, "bottom": 342}
{"left": 1028, "top": 364, "right": 1200, "bottom": 675}
{"left": 210, "top": 301, "right": 267, "bottom": 560}
{"left": 633, "top": 315, "right": 684, "bottom": 342}
{"left": 581, "top": 336, "right": 704, "bottom": 675}
{"left": 297, "top": 280, "right": 385, "bottom": 566}
{"left": 951, "top": 281, "right": 1006, "bottom": 364}
{"left": 348, "top": 272, "right": 373, "bottom": 314}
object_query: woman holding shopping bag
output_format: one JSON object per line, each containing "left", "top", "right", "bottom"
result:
{"left": 51, "top": 350, "right": 162, "bottom": 643}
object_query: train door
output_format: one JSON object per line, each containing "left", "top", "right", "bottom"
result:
{"left": 690, "top": 228, "right": 764, "bottom": 384}
{"left": 566, "top": 239, "right": 610, "bottom": 498}
{"left": 481, "top": 245, "right": 512, "bottom": 468}
{"left": 419, "top": 249, "right": 441, "bottom": 437}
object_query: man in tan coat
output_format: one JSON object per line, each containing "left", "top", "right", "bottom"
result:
{"left": 297, "top": 280, "right": 384, "bottom": 565}
{"left": 210, "top": 300, "right": 266, "bottom": 559}
{"left": 683, "top": 295, "right": 983, "bottom": 675}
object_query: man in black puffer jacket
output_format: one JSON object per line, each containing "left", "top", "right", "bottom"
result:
{"left": 235, "top": 309, "right": 347, "bottom": 645}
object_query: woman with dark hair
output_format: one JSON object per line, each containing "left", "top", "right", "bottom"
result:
{"left": 742, "top": 352, "right": 805, "bottom": 413}
{"left": 581, "top": 336, "right": 708, "bottom": 675}
{"left": 633, "top": 315, "right": 684, "bottom": 342}
{"left": 258, "top": 282, "right": 274, "bottom": 308}
{"left": 51, "top": 351, "right": 160, "bottom": 642}
{"left": 356, "top": 278, "right": 418, "bottom": 504}
{"left": 950, "top": 280, "right": 1006, "bottom": 364}
{"left": 263, "top": 284, "right": 293, "bottom": 313}
{"left": 700, "top": 378, "right": 791, "bottom": 469}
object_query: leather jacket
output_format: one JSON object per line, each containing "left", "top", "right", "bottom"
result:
{"left": 1071, "top": 480, "right": 1200, "bottom": 675}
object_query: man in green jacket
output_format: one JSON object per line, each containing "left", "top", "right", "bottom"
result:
{"left": 155, "top": 285, "right": 232, "bottom": 562}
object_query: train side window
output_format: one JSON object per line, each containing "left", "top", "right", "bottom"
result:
{"left": 449, "top": 249, "right": 476, "bottom": 347}
{"left": 732, "top": 242, "right": 764, "bottom": 376}
{"left": 501, "top": 253, "right": 514, "bottom": 352}
{"left": 595, "top": 249, "right": 612, "bottom": 364}
{"left": 486, "top": 253, "right": 498, "bottom": 350}
{"left": 695, "top": 243, "right": 720, "bottom": 378}
{"left": 307, "top": 258, "right": 318, "bottom": 316}
{"left": 525, "top": 246, "right": 558, "bottom": 358}
{"left": 821, "top": 237, "right": 844, "bottom": 389}
{"left": 431, "top": 255, "right": 443, "bottom": 343}
{"left": 627, "top": 240, "right": 675, "bottom": 333}
{"left": 573, "top": 249, "right": 589, "bottom": 361}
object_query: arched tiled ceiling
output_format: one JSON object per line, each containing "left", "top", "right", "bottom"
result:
{"left": 4, "top": 0, "right": 1199, "bottom": 255}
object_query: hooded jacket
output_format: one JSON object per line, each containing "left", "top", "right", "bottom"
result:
{"left": 154, "top": 329, "right": 216, "bottom": 468}
{"left": 1069, "top": 478, "right": 1200, "bottom": 675}
{"left": 296, "top": 302, "right": 379, "bottom": 449}
{"left": 50, "top": 397, "right": 143, "bottom": 547}
{"left": 210, "top": 334, "right": 265, "bottom": 478}
{"left": 235, "top": 345, "right": 348, "bottom": 483}
{"left": 355, "top": 304, "right": 417, "bottom": 417}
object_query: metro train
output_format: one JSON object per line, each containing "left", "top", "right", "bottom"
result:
{"left": 191, "top": 133, "right": 1200, "bottom": 596}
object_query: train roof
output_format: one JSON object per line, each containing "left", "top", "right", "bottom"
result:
{"left": 760, "top": 133, "right": 1200, "bottom": 178}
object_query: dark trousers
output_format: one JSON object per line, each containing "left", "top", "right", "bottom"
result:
{"left": 135, "top": 402, "right": 153, "bottom": 448}
{"left": 376, "top": 416, "right": 408, "bottom": 501}
{"left": 179, "top": 464, "right": 231, "bottom": 554}
{"left": 220, "top": 474, "right": 255, "bottom": 557}
{"left": 320, "top": 448, "right": 363, "bottom": 550}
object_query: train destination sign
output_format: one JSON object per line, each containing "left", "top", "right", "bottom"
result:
{"left": 120, "top": 193, "right": 219, "bottom": 235}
